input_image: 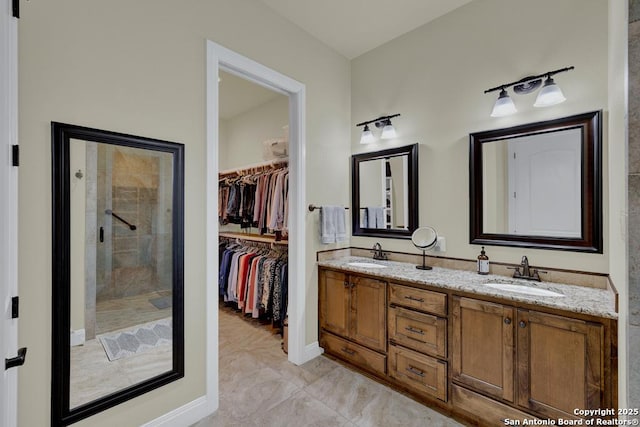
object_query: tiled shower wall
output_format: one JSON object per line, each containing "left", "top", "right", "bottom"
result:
{"left": 630, "top": 0, "right": 640, "bottom": 408}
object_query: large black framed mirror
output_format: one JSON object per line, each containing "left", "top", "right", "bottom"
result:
{"left": 469, "top": 110, "right": 602, "bottom": 252}
{"left": 352, "top": 143, "right": 418, "bottom": 239}
{"left": 51, "top": 122, "right": 184, "bottom": 426}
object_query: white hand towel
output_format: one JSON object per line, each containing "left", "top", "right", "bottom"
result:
{"left": 320, "top": 205, "right": 347, "bottom": 244}
{"left": 366, "top": 207, "right": 385, "bottom": 229}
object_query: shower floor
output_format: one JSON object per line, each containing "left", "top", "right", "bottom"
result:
{"left": 69, "top": 290, "right": 173, "bottom": 408}
{"left": 96, "top": 289, "right": 172, "bottom": 334}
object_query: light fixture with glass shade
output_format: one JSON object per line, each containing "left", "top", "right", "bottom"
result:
{"left": 356, "top": 114, "right": 400, "bottom": 144}
{"left": 378, "top": 118, "right": 397, "bottom": 139}
{"left": 359, "top": 124, "right": 375, "bottom": 144}
{"left": 490, "top": 88, "right": 517, "bottom": 117}
{"left": 485, "top": 66, "right": 573, "bottom": 117}
{"left": 533, "top": 77, "right": 567, "bottom": 107}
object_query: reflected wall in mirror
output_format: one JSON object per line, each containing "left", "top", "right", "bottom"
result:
{"left": 352, "top": 144, "right": 418, "bottom": 238}
{"left": 469, "top": 111, "right": 602, "bottom": 252}
{"left": 52, "top": 122, "right": 184, "bottom": 426}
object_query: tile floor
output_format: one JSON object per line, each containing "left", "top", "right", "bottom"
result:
{"left": 193, "top": 307, "right": 466, "bottom": 427}
{"left": 69, "top": 291, "right": 172, "bottom": 408}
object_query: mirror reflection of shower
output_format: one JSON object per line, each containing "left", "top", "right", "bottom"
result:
{"left": 69, "top": 139, "right": 174, "bottom": 408}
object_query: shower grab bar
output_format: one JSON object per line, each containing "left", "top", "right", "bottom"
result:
{"left": 105, "top": 209, "right": 137, "bottom": 231}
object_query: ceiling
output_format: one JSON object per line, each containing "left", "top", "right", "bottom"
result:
{"left": 220, "top": 1, "right": 474, "bottom": 118}
{"left": 258, "top": 0, "right": 474, "bottom": 59}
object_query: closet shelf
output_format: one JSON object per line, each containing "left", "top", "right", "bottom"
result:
{"left": 219, "top": 231, "right": 288, "bottom": 245}
{"left": 219, "top": 158, "right": 288, "bottom": 177}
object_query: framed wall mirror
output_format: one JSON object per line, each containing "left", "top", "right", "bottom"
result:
{"left": 352, "top": 143, "right": 418, "bottom": 239}
{"left": 51, "top": 122, "right": 184, "bottom": 426}
{"left": 469, "top": 110, "right": 602, "bottom": 252}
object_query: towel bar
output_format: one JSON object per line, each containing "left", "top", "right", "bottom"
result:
{"left": 308, "top": 204, "right": 349, "bottom": 212}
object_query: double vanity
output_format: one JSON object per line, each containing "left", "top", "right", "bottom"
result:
{"left": 317, "top": 254, "right": 617, "bottom": 426}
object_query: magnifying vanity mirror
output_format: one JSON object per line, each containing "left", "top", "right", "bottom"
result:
{"left": 352, "top": 144, "right": 418, "bottom": 239}
{"left": 51, "top": 122, "right": 184, "bottom": 426}
{"left": 411, "top": 226, "right": 438, "bottom": 270}
{"left": 469, "top": 111, "right": 602, "bottom": 252}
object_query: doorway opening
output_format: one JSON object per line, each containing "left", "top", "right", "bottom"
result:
{"left": 205, "top": 40, "right": 313, "bottom": 415}
{"left": 217, "top": 68, "right": 291, "bottom": 375}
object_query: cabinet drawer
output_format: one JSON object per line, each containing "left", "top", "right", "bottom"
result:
{"left": 389, "top": 305, "right": 446, "bottom": 358}
{"left": 452, "top": 384, "right": 540, "bottom": 427}
{"left": 389, "top": 283, "right": 446, "bottom": 316}
{"left": 389, "top": 344, "right": 447, "bottom": 401}
{"left": 320, "top": 332, "right": 386, "bottom": 376}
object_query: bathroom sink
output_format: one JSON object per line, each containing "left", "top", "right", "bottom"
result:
{"left": 347, "top": 262, "right": 387, "bottom": 269}
{"left": 483, "top": 282, "right": 564, "bottom": 297}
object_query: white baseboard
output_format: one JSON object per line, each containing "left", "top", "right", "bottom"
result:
{"left": 141, "top": 396, "right": 216, "bottom": 427}
{"left": 70, "top": 329, "right": 85, "bottom": 347}
{"left": 302, "top": 341, "right": 323, "bottom": 363}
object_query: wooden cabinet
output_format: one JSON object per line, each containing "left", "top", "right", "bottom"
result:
{"left": 452, "top": 296, "right": 515, "bottom": 402}
{"left": 388, "top": 283, "right": 449, "bottom": 402}
{"left": 388, "top": 305, "right": 446, "bottom": 358}
{"left": 516, "top": 309, "right": 603, "bottom": 419}
{"left": 452, "top": 296, "right": 606, "bottom": 420}
{"left": 318, "top": 265, "right": 615, "bottom": 427}
{"left": 319, "top": 268, "right": 387, "bottom": 370}
{"left": 389, "top": 343, "right": 447, "bottom": 401}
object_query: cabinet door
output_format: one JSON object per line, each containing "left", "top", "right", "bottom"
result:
{"left": 452, "top": 296, "right": 515, "bottom": 402}
{"left": 319, "top": 269, "right": 350, "bottom": 338}
{"left": 350, "top": 275, "right": 386, "bottom": 352}
{"left": 516, "top": 310, "right": 603, "bottom": 419}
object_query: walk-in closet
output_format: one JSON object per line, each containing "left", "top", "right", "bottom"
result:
{"left": 217, "top": 70, "right": 291, "bottom": 359}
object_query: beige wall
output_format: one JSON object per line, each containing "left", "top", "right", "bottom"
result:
{"left": 220, "top": 95, "right": 289, "bottom": 170}
{"left": 18, "top": 1, "right": 350, "bottom": 426}
{"left": 351, "top": 0, "right": 610, "bottom": 273}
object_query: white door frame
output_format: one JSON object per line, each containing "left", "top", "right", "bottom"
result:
{"left": 205, "top": 39, "right": 311, "bottom": 406}
{"left": 143, "top": 40, "right": 314, "bottom": 427}
{"left": 1, "top": 0, "right": 19, "bottom": 425}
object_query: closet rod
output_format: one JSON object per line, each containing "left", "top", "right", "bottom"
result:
{"left": 219, "top": 231, "right": 288, "bottom": 246}
{"left": 219, "top": 158, "right": 288, "bottom": 176}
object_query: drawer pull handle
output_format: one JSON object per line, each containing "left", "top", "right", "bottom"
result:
{"left": 504, "top": 317, "right": 512, "bottom": 325}
{"left": 341, "top": 347, "right": 356, "bottom": 356}
{"left": 406, "top": 366, "right": 425, "bottom": 377}
{"left": 404, "top": 326, "right": 425, "bottom": 335}
{"left": 404, "top": 295, "right": 424, "bottom": 302}
{"left": 519, "top": 320, "right": 527, "bottom": 328}
{"left": 344, "top": 281, "right": 350, "bottom": 288}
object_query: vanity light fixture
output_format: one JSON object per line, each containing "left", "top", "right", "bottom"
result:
{"left": 356, "top": 114, "right": 400, "bottom": 143}
{"left": 485, "top": 66, "right": 574, "bottom": 117}
{"left": 360, "top": 124, "right": 375, "bottom": 144}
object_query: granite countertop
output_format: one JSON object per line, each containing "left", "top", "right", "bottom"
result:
{"left": 318, "top": 256, "right": 617, "bottom": 319}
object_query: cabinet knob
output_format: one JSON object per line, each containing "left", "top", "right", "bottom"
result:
{"left": 504, "top": 317, "right": 512, "bottom": 325}
{"left": 343, "top": 281, "right": 350, "bottom": 288}
{"left": 519, "top": 320, "right": 527, "bottom": 328}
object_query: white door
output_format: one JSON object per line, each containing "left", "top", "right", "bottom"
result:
{"left": 1, "top": 0, "right": 19, "bottom": 425}
{"left": 507, "top": 129, "right": 582, "bottom": 237}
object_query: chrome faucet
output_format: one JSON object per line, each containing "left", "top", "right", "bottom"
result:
{"left": 371, "top": 242, "right": 388, "bottom": 260}
{"left": 511, "top": 256, "right": 543, "bottom": 282}
{"left": 520, "top": 256, "right": 531, "bottom": 277}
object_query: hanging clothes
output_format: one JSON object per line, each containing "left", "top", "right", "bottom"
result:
{"left": 218, "top": 239, "right": 288, "bottom": 328}
{"left": 219, "top": 164, "right": 288, "bottom": 236}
